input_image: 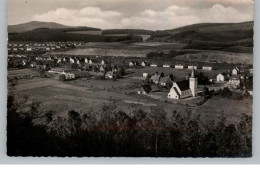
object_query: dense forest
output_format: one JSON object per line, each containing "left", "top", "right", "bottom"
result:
{"left": 7, "top": 93, "right": 252, "bottom": 157}
{"left": 8, "top": 28, "right": 138, "bottom": 42}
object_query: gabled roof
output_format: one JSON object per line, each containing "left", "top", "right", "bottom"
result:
{"left": 173, "top": 87, "right": 181, "bottom": 97}
{"left": 176, "top": 80, "right": 190, "bottom": 91}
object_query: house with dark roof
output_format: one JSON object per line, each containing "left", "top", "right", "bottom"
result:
{"left": 158, "top": 76, "right": 171, "bottom": 87}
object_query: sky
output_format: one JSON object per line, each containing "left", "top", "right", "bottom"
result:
{"left": 8, "top": 0, "right": 254, "bottom": 30}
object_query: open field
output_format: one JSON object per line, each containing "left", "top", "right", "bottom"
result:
{"left": 9, "top": 74, "right": 252, "bottom": 126}
{"left": 52, "top": 42, "right": 186, "bottom": 57}
{"left": 175, "top": 50, "right": 253, "bottom": 65}
{"left": 51, "top": 42, "right": 253, "bottom": 65}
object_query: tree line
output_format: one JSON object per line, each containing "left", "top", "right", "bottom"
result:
{"left": 7, "top": 95, "right": 252, "bottom": 157}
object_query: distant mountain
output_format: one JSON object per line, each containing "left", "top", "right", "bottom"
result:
{"left": 149, "top": 21, "right": 254, "bottom": 48}
{"left": 8, "top": 21, "right": 100, "bottom": 33}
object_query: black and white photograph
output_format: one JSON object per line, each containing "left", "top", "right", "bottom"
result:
{"left": 7, "top": 0, "right": 254, "bottom": 157}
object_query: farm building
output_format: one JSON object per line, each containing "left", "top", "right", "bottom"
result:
{"left": 229, "top": 75, "right": 241, "bottom": 89}
{"left": 143, "top": 73, "right": 148, "bottom": 78}
{"left": 202, "top": 66, "right": 212, "bottom": 70}
{"left": 151, "top": 63, "right": 158, "bottom": 67}
{"left": 232, "top": 67, "right": 240, "bottom": 75}
{"left": 85, "top": 58, "right": 89, "bottom": 63}
{"left": 163, "top": 63, "right": 171, "bottom": 68}
{"left": 89, "top": 59, "right": 93, "bottom": 64}
{"left": 69, "top": 57, "right": 75, "bottom": 63}
{"left": 101, "top": 60, "right": 107, "bottom": 65}
{"left": 150, "top": 72, "right": 160, "bottom": 84}
{"left": 141, "top": 61, "right": 147, "bottom": 67}
{"left": 216, "top": 73, "right": 228, "bottom": 82}
{"left": 168, "top": 70, "right": 197, "bottom": 99}
{"left": 188, "top": 66, "right": 197, "bottom": 70}
{"left": 175, "top": 65, "right": 184, "bottom": 69}
{"left": 129, "top": 61, "right": 138, "bottom": 67}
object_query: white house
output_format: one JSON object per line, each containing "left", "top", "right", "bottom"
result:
{"left": 188, "top": 66, "right": 197, "bottom": 70}
{"left": 101, "top": 60, "right": 106, "bottom": 65}
{"left": 232, "top": 67, "right": 240, "bottom": 75}
{"left": 175, "top": 65, "right": 184, "bottom": 69}
{"left": 26, "top": 47, "right": 32, "bottom": 51}
{"left": 129, "top": 61, "right": 134, "bottom": 67}
{"left": 70, "top": 57, "right": 75, "bottom": 63}
{"left": 202, "top": 66, "right": 212, "bottom": 70}
{"left": 141, "top": 61, "right": 146, "bottom": 67}
{"left": 151, "top": 63, "right": 158, "bottom": 67}
{"left": 143, "top": 73, "right": 148, "bottom": 78}
{"left": 168, "top": 70, "right": 197, "bottom": 99}
{"left": 216, "top": 73, "right": 227, "bottom": 82}
{"left": 85, "top": 58, "right": 89, "bottom": 63}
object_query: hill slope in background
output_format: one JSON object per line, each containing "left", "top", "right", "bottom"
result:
{"left": 8, "top": 21, "right": 254, "bottom": 48}
{"left": 102, "top": 29, "right": 154, "bottom": 35}
{"left": 149, "top": 21, "right": 254, "bottom": 48}
{"left": 8, "top": 21, "right": 101, "bottom": 33}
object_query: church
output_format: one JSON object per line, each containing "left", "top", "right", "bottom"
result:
{"left": 168, "top": 70, "right": 198, "bottom": 99}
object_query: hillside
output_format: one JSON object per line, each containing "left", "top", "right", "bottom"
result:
{"left": 102, "top": 29, "right": 154, "bottom": 35}
{"left": 8, "top": 28, "right": 135, "bottom": 42}
{"left": 149, "top": 21, "right": 254, "bottom": 48}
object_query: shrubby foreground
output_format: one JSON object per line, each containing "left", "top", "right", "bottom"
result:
{"left": 7, "top": 95, "right": 252, "bottom": 157}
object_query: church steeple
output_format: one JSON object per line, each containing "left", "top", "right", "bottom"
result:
{"left": 191, "top": 68, "right": 195, "bottom": 78}
{"left": 189, "top": 69, "right": 197, "bottom": 97}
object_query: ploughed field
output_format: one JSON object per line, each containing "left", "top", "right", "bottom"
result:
{"left": 8, "top": 68, "right": 252, "bottom": 127}
{"left": 52, "top": 42, "right": 253, "bottom": 64}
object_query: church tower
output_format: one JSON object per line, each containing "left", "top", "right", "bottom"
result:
{"left": 189, "top": 69, "right": 198, "bottom": 97}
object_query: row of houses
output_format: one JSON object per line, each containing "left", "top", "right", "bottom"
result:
{"left": 8, "top": 42, "right": 81, "bottom": 52}
{"left": 216, "top": 67, "right": 252, "bottom": 89}
{"left": 129, "top": 61, "right": 213, "bottom": 70}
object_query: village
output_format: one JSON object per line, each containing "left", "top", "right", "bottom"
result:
{"left": 8, "top": 41, "right": 253, "bottom": 117}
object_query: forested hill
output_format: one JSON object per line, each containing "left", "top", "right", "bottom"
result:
{"left": 148, "top": 21, "right": 254, "bottom": 48}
